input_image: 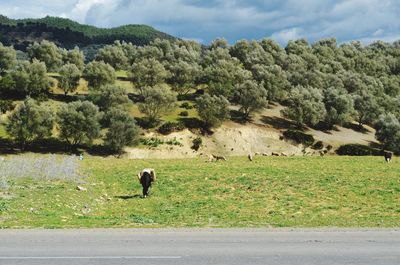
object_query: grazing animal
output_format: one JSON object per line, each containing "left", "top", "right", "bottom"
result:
{"left": 248, "top": 153, "right": 253, "bottom": 161}
{"left": 271, "top": 152, "right": 280, "bottom": 156}
{"left": 212, "top": 154, "right": 227, "bottom": 161}
{"left": 138, "top": 169, "right": 157, "bottom": 198}
{"left": 384, "top": 151, "right": 393, "bottom": 163}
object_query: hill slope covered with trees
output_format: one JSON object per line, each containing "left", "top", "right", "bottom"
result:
{"left": 0, "top": 15, "right": 176, "bottom": 51}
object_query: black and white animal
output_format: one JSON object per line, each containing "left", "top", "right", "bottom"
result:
{"left": 137, "top": 169, "right": 157, "bottom": 198}
{"left": 383, "top": 151, "right": 393, "bottom": 163}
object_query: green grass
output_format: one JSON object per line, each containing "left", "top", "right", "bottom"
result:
{"left": 1, "top": 155, "right": 399, "bottom": 228}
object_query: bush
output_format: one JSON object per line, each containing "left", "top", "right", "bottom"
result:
{"left": 313, "top": 141, "right": 324, "bottom": 150}
{"left": 336, "top": 144, "right": 381, "bottom": 156}
{"left": 158, "top": 121, "right": 185, "bottom": 135}
{"left": 180, "top": 102, "right": 193, "bottom": 109}
{"left": 191, "top": 137, "right": 202, "bottom": 151}
{"left": 282, "top": 130, "right": 315, "bottom": 146}
{"left": 179, "top": 111, "right": 189, "bottom": 117}
{"left": 140, "top": 137, "right": 164, "bottom": 148}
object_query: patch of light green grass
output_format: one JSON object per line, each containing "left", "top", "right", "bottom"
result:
{"left": 1, "top": 155, "right": 399, "bottom": 228}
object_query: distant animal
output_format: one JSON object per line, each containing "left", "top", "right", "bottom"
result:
{"left": 271, "top": 152, "right": 280, "bottom": 157}
{"left": 137, "top": 168, "right": 157, "bottom": 198}
{"left": 248, "top": 154, "right": 253, "bottom": 161}
{"left": 383, "top": 151, "right": 393, "bottom": 163}
{"left": 211, "top": 154, "right": 227, "bottom": 162}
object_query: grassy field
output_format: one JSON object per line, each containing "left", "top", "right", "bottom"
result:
{"left": 0, "top": 155, "right": 399, "bottom": 228}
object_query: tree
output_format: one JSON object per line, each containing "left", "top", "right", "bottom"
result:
{"left": 10, "top": 60, "right": 50, "bottom": 97}
{"left": 63, "top": 47, "right": 85, "bottom": 71}
{"left": 375, "top": 113, "right": 400, "bottom": 153}
{"left": 323, "top": 87, "right": 354, "bottom": 127}
{"left": 0, "top": 100, "right": 14, "bottom": 114}
{"left": 95, "top": 44, "right": 129, "bottom": 70}
{"left": 90, "top": 85, "right": 129, "bottom": 111}
{"left": 130, "top": 58, "right": 169, "bottom": 94}
{"left": 103, "top": 107, "right": 140, "bottom": 155}
{"left": 6, "top": 98, "right": 54, "bottom": 149}
{"left": 251, "top": 64, "right": 289, "bottom": 101}
{"left": 282, "top": 86, "right": 327, "bottom": 126}
{"left": 196, "top": 93, "right": 230, "bottom": 129}
{"left": 59, "top": 63, "right": 81, "bottom": 95}
{"left": 27, "top": 40, "right": 63, "bottom": 72}
{"left": 57, "top": 101, "right": 101, "bottom": 147}
{"left": 168, "top": 60, "right": 201, "bottom": 95}
{"left": 83, "top": 61, "right": 116, "bottom": 90}
{"left": 138, "top": 84, "right": 177, "bottom": 123}
{"left": 0, "top": 43, "right": 16, "bottom": 74}
{"left": 233, "top": 80, "right": 268, "bottom": 120}
{"left": 353, "top": 89, "right": 382, "bottom": 127}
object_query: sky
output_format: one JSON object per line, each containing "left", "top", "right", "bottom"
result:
{"left": 0, "top": 0, "right": 399, "bottom": 45}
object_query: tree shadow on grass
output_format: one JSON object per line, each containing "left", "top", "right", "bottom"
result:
{"left": 114, "top": 194, "right": 142, "bottom": 200}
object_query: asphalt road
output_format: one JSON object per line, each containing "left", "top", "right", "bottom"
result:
{"left": 0, "top": 229, "right": 399, "bottom": 265}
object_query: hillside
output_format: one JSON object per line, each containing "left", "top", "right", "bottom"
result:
{"left": 0, "top": 15, "right": 176, "bottom": 50}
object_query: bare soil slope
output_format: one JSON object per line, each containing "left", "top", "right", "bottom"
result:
{"left": 126, "top": 104, "right": 377, "bottom": 159}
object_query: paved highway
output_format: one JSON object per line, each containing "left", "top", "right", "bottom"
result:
{"left": 0, "top": 229, "right": 399, "bottom": 265}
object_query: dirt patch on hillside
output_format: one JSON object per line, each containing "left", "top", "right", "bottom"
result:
{"left": 125, "top": 104, "right": 378, "bottom": 159}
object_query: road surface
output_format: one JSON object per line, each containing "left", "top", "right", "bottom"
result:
{"left": 0, "top": 229, "right": 399, "bottom": 265}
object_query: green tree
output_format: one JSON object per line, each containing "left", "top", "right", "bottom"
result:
{"left": 27, "top": 40, "right": 63, "bottom": 72}
{"left": 59, "top": 63, "right": 81, "bottom": 95}
{"left": 282, "top": 86, "right": 327, "bottom": 126}
{"left": 353, "top": 89, "right": 382, "bottom": 127}
{"left": 95, "top": 44, "right": 129, "bottom": 70}
{"left": 6, "top": 98, "right": 54, "bottom": 149}
{"left": 103, "top": 107, "right": 140, "bottom": 155}
{"left": 90, "top": 85, "right": 129, "bottom": 111}
{"left": 130, "top": 58, "right": 169, "bottom": 94}
{"left": 10, "top": 60, "right": 50, "bottom": 97}
{"left": 0, "top": 100, "right": 14, "bottom": 114}
{"left": 83, "top": 61, "right": 116, "bottom": 90}
{"left": 375, "top": 113, "right": 400, "bottom": 153}
{"left": 168, "top": 60, "right": 201, "bottom": 95}
{"left": 196, "top": 93, "right": 230, "bottom": 129}
{"left": 57, "top": 101, "right": 101, "bottom": 146}
{"left": 0, "top": 43, "right": 16, "bottom": 74}
{"left": 63, "top": 47, "right": 85, "bottom": 71}
{"left": 234, "top": 80, "right": 268, "bottom": 120}
{"left": 323, "top": 87, "right": 354, "bottom": 127}
{"left": 138, "top": 84, "right": 177, "bottom": 123}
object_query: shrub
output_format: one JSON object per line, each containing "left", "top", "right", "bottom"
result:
{"left": 179, "top": 111, "right": 189, "bottom": 117}
{"left": 140, "top": 137, "right": 164, "bottom": 148}
{"left": 282, "top": 130, "right": 315, "bottom": 146}
{"left": 336, "top": 144, "right": 381, "bottom": 156}
{"left": 180, "top": 102, "right": 193, "bottom": 109}
{"left": 158, "top": 121, "right": 185, "bottom": 135}
{"left": 191, "top": 137, "right": 203, "bottom": 151}
{"left": 313, "top": 141, "right": 324, "bottom": 150}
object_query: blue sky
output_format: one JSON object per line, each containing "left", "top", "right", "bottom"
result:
{"left": 1, "top": 0, "right": 399, "bottom": 45}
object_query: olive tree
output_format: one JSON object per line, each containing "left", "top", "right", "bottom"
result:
{"left": 375, "top": 113, "right": 400, "bottom": 153}
{"left": 27, "top": 40, "right": 63, "bottom": 72}
{"left": 83, "top": 61, "right": 116, "bottom": 90}
{"left": 282, "top": 86, "right": 327, "bottom": 126}
{"left": 130, "top": 58, "right": 169, "bottom": 95}
{"left": 89, "top": 85, "right": 129, "bottom": 111}
{"left": 10, "top": 60, "right": 50, "bottom": 97}
{"left": 0, "top": 43, "right": 16, "bottom": 74}
{"left": 6, "top": 98, "right": 54, "bottom": 149}
{"left": 233, "top": 80, "right": 268, "bottom": 120}
{"left": 57, "top": 101, "right": 101, "bottom": 146}
{"left": 138, "top": 84, "right": 177, "bottom": 123}
{"left": 196, "top": 93, "right": 230, "bottom": 129}
{"left": 59, "top": 63, "right": 81, "bottom": 95}
{"left": 103, "top": 107, "right": 140, "bottom": 155}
